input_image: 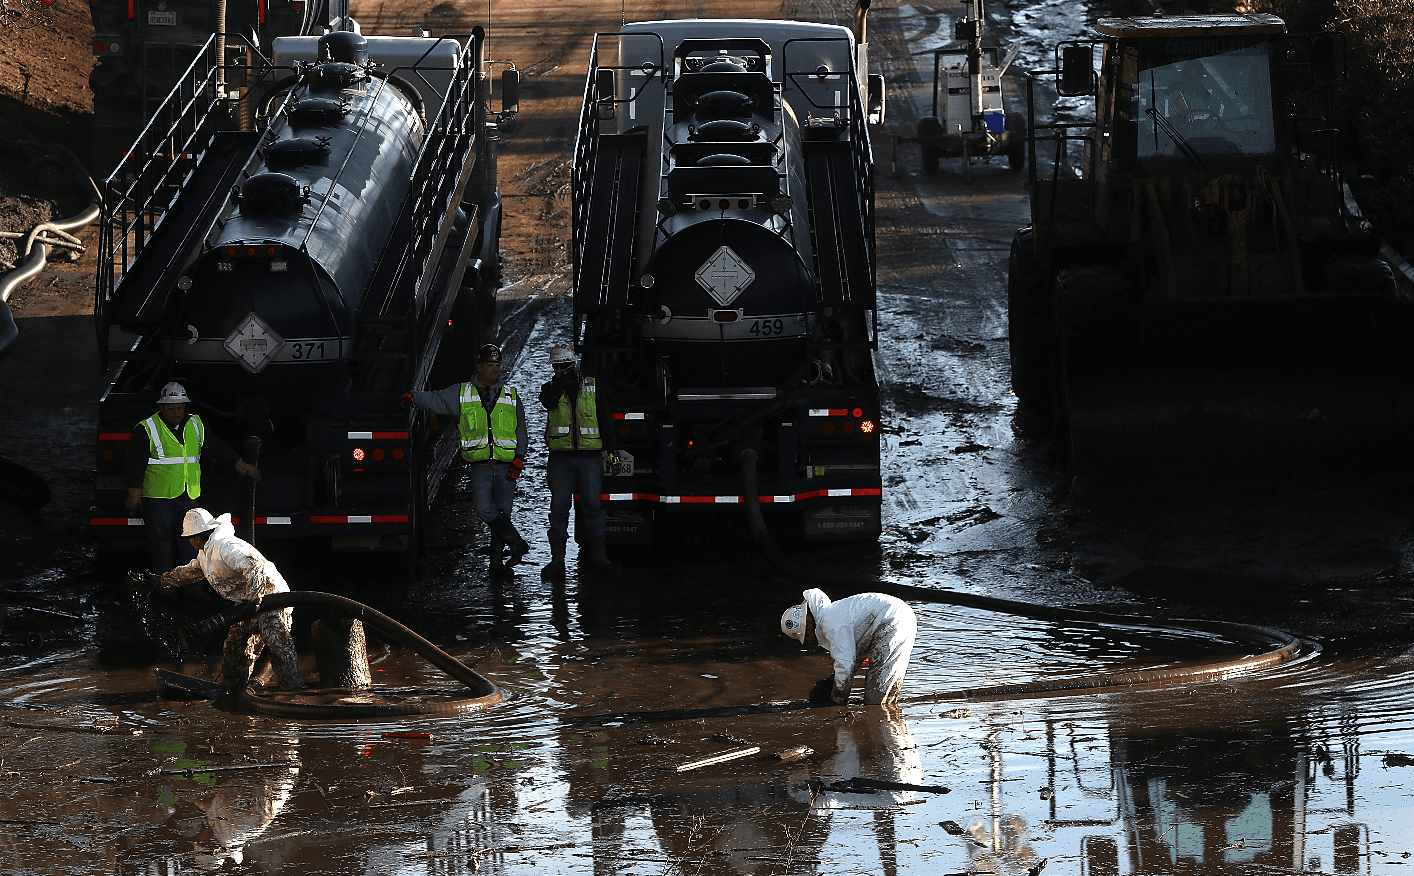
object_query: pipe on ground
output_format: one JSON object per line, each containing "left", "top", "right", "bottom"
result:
{"left": 738, "top": 447, "right": 1303, "bottom": 703}
{"left": 180, "top": 590, "right": 503, "bottom": 719}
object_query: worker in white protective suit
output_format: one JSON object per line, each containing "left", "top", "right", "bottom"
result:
{"left": 134, "top": 508, "right": 304, "bottom": 692}
{"left": 781, "top": 588, "right": 917, "bottom": 706}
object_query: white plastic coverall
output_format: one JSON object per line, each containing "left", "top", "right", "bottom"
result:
{"left": 804, "top": 588, "right": 917, "bottom": 705}
{"left": 162, "top": 514, "right": 303, "bottom": 690}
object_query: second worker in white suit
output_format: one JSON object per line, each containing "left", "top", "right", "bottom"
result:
{"left": 781, "top": 588, "right": 917, "bottom": 706}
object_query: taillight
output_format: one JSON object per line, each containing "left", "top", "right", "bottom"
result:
{"left": 352, "top": 447, "right": 365, "bottom": 461}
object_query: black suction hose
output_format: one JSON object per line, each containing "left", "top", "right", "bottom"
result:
{"left": 180, "top": 591, "right": 503, "bottom": 719}
{"left": 738, "top": 448, "right": 1304, "bottom": 702}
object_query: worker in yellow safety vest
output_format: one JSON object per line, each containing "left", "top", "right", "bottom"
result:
{"left": 538, "top": 343, "right": 620, "bottom": 581}
{"left": 124, "top": 382, "right": 259, "bottom": 573}
{"left": 401, "top": 344, "right": 531, "bottom": 576}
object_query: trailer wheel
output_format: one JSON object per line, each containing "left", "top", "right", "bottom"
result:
{"left": 1005, "top": 112, "right": 1027, "bottom": 171}
{"left": 921, "top": 144, "right": 940, "bottom": 175}
{"left": 917, "top": 117, "right": 944, "bottom": 175}
{"left": 1007, "top": 228, "right": 1052, "bottom": 430}
{"left": 1312, "top": 253, "right": 1398, "bottom": 296}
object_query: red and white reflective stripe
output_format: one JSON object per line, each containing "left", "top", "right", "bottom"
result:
{"left": 230, "top": 516, "right": 292, "bottom": 525}
{"left": 597, "top": 488, "right": 882, "bottom": 503}
{"left": 347, "top": 431, "right": 409, "bottom": 440}
{"left": 98, "top": 432, "right": 132, "bottom": 441}
{"left": 91, "top": 517, "right": 144, "bottom": 526}
{"left": 310, "top": 514, "right": 409, "bottom": 524}
{"left": 611, "top": 413, "right": 646, "bottom": 420}
{"left": 808, "top": 408, "right": 849, "bottom": 417}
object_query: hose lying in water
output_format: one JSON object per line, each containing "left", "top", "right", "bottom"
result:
{"left": 737, "top": 448, "right": 1304, "bottom": 703}
{"left": 179, "top": 590, "right": 503, "bottom": 719}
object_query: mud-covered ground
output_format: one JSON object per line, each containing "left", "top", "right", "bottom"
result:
{"left": 4, "top": 0, "right": 1414, "bottom": 874}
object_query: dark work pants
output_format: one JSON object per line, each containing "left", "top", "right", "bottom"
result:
{"left": 143, "top": 495, "right": 198, "bottom": 573}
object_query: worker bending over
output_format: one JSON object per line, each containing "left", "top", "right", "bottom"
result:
{"left": 137, "top": 508, "right": 304, "bottom": 692}
{"left": 781, "top": 588, "right": 917, "bottom": 706}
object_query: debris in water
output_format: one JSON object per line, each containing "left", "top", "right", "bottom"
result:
{"left": 674, "top": 746, "right": 760, "bottom": 772}
{"left": 382, "top": 732, "right": 434, "bottom": 742}
{"left": 938, "top": 708, "right": 972, "bottom": 719}
{"left": 772, "top": 745, "right": 813, "bottom": 761}
{"left": 636, "top": 734, "right": 672, "bottom": 745}
{"left": 709, "top": 732, "right": 748, "bottom": 744}
{"left": 940, "top": 820, "right": 966, "bottom": 835}
{"left": 1383, "top": 753, "right": 1414, "bottom": 767}
{"left": 823, "top": 777, "right": 949, "bottom": 794}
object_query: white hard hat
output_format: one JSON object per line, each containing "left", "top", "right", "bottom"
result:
{"left": 549, "top": 344, "right": 577, "bottom": 366}
{"left": 780, "top": 602, "right": 808, "bottom": 643}
{"left": 158, "top": 382, "right": 190, "bottom": 404}
{"left": 181, "top": 507, "right": 219, "bottom": 538}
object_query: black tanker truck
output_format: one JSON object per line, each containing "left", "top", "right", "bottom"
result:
{"left": 90, "top": 25, "right": 516, "bottom": 570}
{"left": 570, "top": 8, "right": 888, "bottom": 546}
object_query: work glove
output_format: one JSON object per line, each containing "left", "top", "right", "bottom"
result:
{"left": 808, "top": 676, "right": 837, "bottom": 707}
{"left": 238, "top": 460, "right": 262, "bottom": 482}
{"left": 128, "top": 570, "right": 162, "bottom": 594}
{"left": 507, "top": 458, "right": 524, "bottom": 481}
{"left": 606, "top": 451, "right": 622, "bottom": 476}
{"left": 124, "top": 497, "right": 143, "bottom": 517}
{"left": 398, "top": 392, "right": 415, "bottom": 409}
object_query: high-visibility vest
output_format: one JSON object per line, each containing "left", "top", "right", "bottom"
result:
{"left": 459, "top": 382, "right": 519, "bottom": 462}
{"left": 545, "top": 376, "right": 603, "bottom": 451}
{"left": 141, "top": 414, "right": 205, "bottom": 499}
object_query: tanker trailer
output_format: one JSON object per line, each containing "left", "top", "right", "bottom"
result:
{"left": 91, "top": 27, "right": 516, "bottom": 571}
{"left": 570, "top": 8, "right": 888, "bottom": 547}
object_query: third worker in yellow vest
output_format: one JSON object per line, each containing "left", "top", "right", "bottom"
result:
{"left": 538, "top": 344, "right": 619, "bottom": 581}
{"left": 124, "top": 381, "right": 259, "bottom": 573}
{"left": 401, "top": 344, "right": 531, "bottom": 576}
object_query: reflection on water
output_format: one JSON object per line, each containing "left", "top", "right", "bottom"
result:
{"left": 4, "top": 598, "right": 1414, "bottom": 874}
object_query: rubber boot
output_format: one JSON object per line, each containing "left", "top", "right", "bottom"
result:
{"left": 541, "top": 539, "right": 566, "bottom": 583}
{"left": 489, "top": 532, "right": 508, "bottom": 577}
{"left": 583, "top": 540, "right": 622, "bottom": 574}
{"left": 491, "top": 512, "right": 530, "bottom": 565}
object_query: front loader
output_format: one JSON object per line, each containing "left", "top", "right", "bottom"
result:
{"left": 1008, "top": 14, "right": 1414, "bottom": 489}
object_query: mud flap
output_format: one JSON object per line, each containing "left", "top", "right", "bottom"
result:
{"left": 803, "top": 503, "right": 881, "bottom": 540}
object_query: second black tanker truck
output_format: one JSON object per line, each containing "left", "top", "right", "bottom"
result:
{"left": 570, "top": 6, "right": 888, "bottom": 546}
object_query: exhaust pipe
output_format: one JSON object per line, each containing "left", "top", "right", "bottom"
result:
{"left": 851, "top": 0, "right": 871, "bottom": 43}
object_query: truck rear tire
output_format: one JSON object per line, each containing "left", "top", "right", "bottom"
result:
{"left": 1007, "top": 229, "right": 1052, "bottom": 429}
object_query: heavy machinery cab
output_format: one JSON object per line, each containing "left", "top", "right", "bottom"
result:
{"left": 1009, "top": 13, "right": 1414, "bottom": 488}
{"left": 1097, "top": 18, "right": 1285, "bottom": 175}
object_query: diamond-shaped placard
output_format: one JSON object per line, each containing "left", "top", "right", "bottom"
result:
{"left": 224, "top": 312, "right": 284, "bottom": 373}
{"left": 694, "top": 245, "right": 756, "bottom": 307}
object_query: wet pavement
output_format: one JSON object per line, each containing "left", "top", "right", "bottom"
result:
{"left": 5, "top": 0, "right": 1414, "bottom": 873}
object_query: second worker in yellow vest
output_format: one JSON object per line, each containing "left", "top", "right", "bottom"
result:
{"left": 402, "top": 344, "right": 531, "bottom": 576}
{"left": 538, "top": 343, "right": 620, "bottom": 581}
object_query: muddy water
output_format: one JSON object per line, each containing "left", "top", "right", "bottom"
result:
{"left": 4, "top": 575, "right": 1414, "bottom": 874}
